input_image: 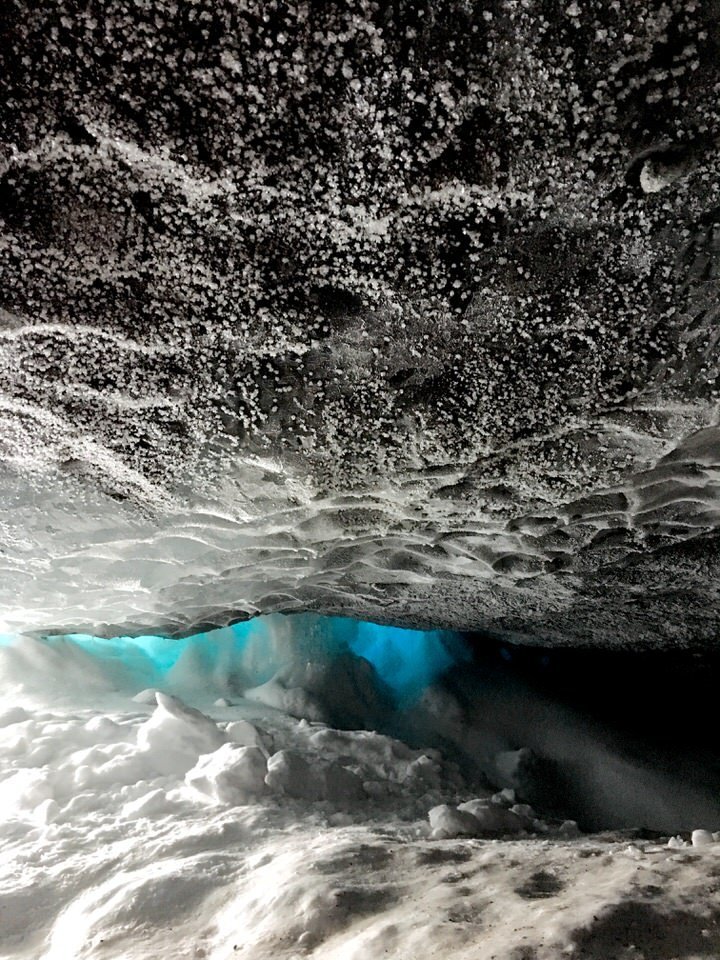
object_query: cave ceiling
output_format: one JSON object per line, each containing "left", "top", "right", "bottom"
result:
{"left": 1, "top": 0, "right": 720, "bottom": 648}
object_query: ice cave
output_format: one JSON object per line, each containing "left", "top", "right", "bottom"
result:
{"left": 2, "top": 0, "right": 720, "bottom": 957}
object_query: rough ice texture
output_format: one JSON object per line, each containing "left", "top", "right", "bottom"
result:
{"left": 2, "top": 2, "right": 720, "bottom": 647}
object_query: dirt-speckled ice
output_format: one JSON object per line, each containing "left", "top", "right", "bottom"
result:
{"left": 1, "top": 621, "right": 720, "bottom": 960}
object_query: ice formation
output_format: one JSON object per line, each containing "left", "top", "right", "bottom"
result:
{"left": 1, "top": 0, "right": 719, "bottom": 647}
{"left": 22, "top": 614, "right": 463, "bottom": 713}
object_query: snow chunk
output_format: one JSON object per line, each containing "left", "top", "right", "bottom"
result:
{"left": 490, "top": 788, "right": 516, "bottom": 807}
{"left": 0, "top": 706, "right": 29, "bottom": 726}
{"left": 132, "top": 688, "right": 159, "bottom": 704}
{"left": 639, "top": 159, "right": 684, "bottom": 194}
{"left": 428, "top": 804, "right": 480, "bottom": 839}
{"left": 244, "top": 677, "right": 324, "bottom": 721}
{"left": 691, "top": 829, "right": 715, "bottom": 848}
{"left": 122, "top": 788, "right": 176, "bottom": 819}
{"left": 264, "top": 750, "right": 364, "bottom": 803}
{"left": 323, "top": 763, "right": 365, "bottom": 802}
{"left": 83, "top": 715, "right": 122, "bottom": 735}
{"left": 458, "top": 799, "right": 528, "bottom": 834}
{"left": 225, "top": 719, "right": 269, "bottom": 756}
{"left": 33, "top": 798, "right": 59, "bottom": 825}
{"left": 265, "top": 750, "right": 325, "bottom": 801}
{"left": 558, "top": 820, "right": 581, "bottom": 838}
{"left": 186, "top": 743, "right": 267, "bottom": 805}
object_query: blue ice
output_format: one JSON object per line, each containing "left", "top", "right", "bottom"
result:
{"left": 10, "top": 614, "right": 468, "bottom": 706}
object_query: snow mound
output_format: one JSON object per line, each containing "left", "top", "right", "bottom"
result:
{"left": 0, "top": 664, "right": 719, "bottom": 960}
{"left": 136, "top": 692, "right": 226, "bottom": 775}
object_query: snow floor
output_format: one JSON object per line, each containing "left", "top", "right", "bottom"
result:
{"left": 1, "top": 635, "right": 720, "bottom": 960}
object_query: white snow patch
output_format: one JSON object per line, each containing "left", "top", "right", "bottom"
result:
{"left": 1, "top": 640, "right": 720, "bottom": 959}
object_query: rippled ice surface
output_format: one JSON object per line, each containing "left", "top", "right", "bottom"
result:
{"left": 5, "top": 411, "right": 720, "bottom": 652}
{"left": 1, "top": 622, "right": 720, "bottom": 960}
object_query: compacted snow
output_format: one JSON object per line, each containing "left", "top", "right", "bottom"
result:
{"left": 1, "top": 624, "right": 720, "bottom": 960}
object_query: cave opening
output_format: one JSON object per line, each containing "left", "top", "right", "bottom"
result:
{"left": 3, "top": 613, "right": 719, "bottom": 837}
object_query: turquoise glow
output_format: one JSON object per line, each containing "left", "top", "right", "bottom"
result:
{"left": 15, "top": 614, "right": 467, "bottom": 705}
{"left": 330, "top": 617, "right": 464, "bottom": 702}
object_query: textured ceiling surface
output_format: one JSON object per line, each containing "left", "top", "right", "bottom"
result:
{"left": 1, "top": 1, "right": 720, "bottom": 647}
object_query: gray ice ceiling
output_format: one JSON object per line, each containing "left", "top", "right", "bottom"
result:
{"left": 1, "top": 0, "right": 720, "bottom": 647}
